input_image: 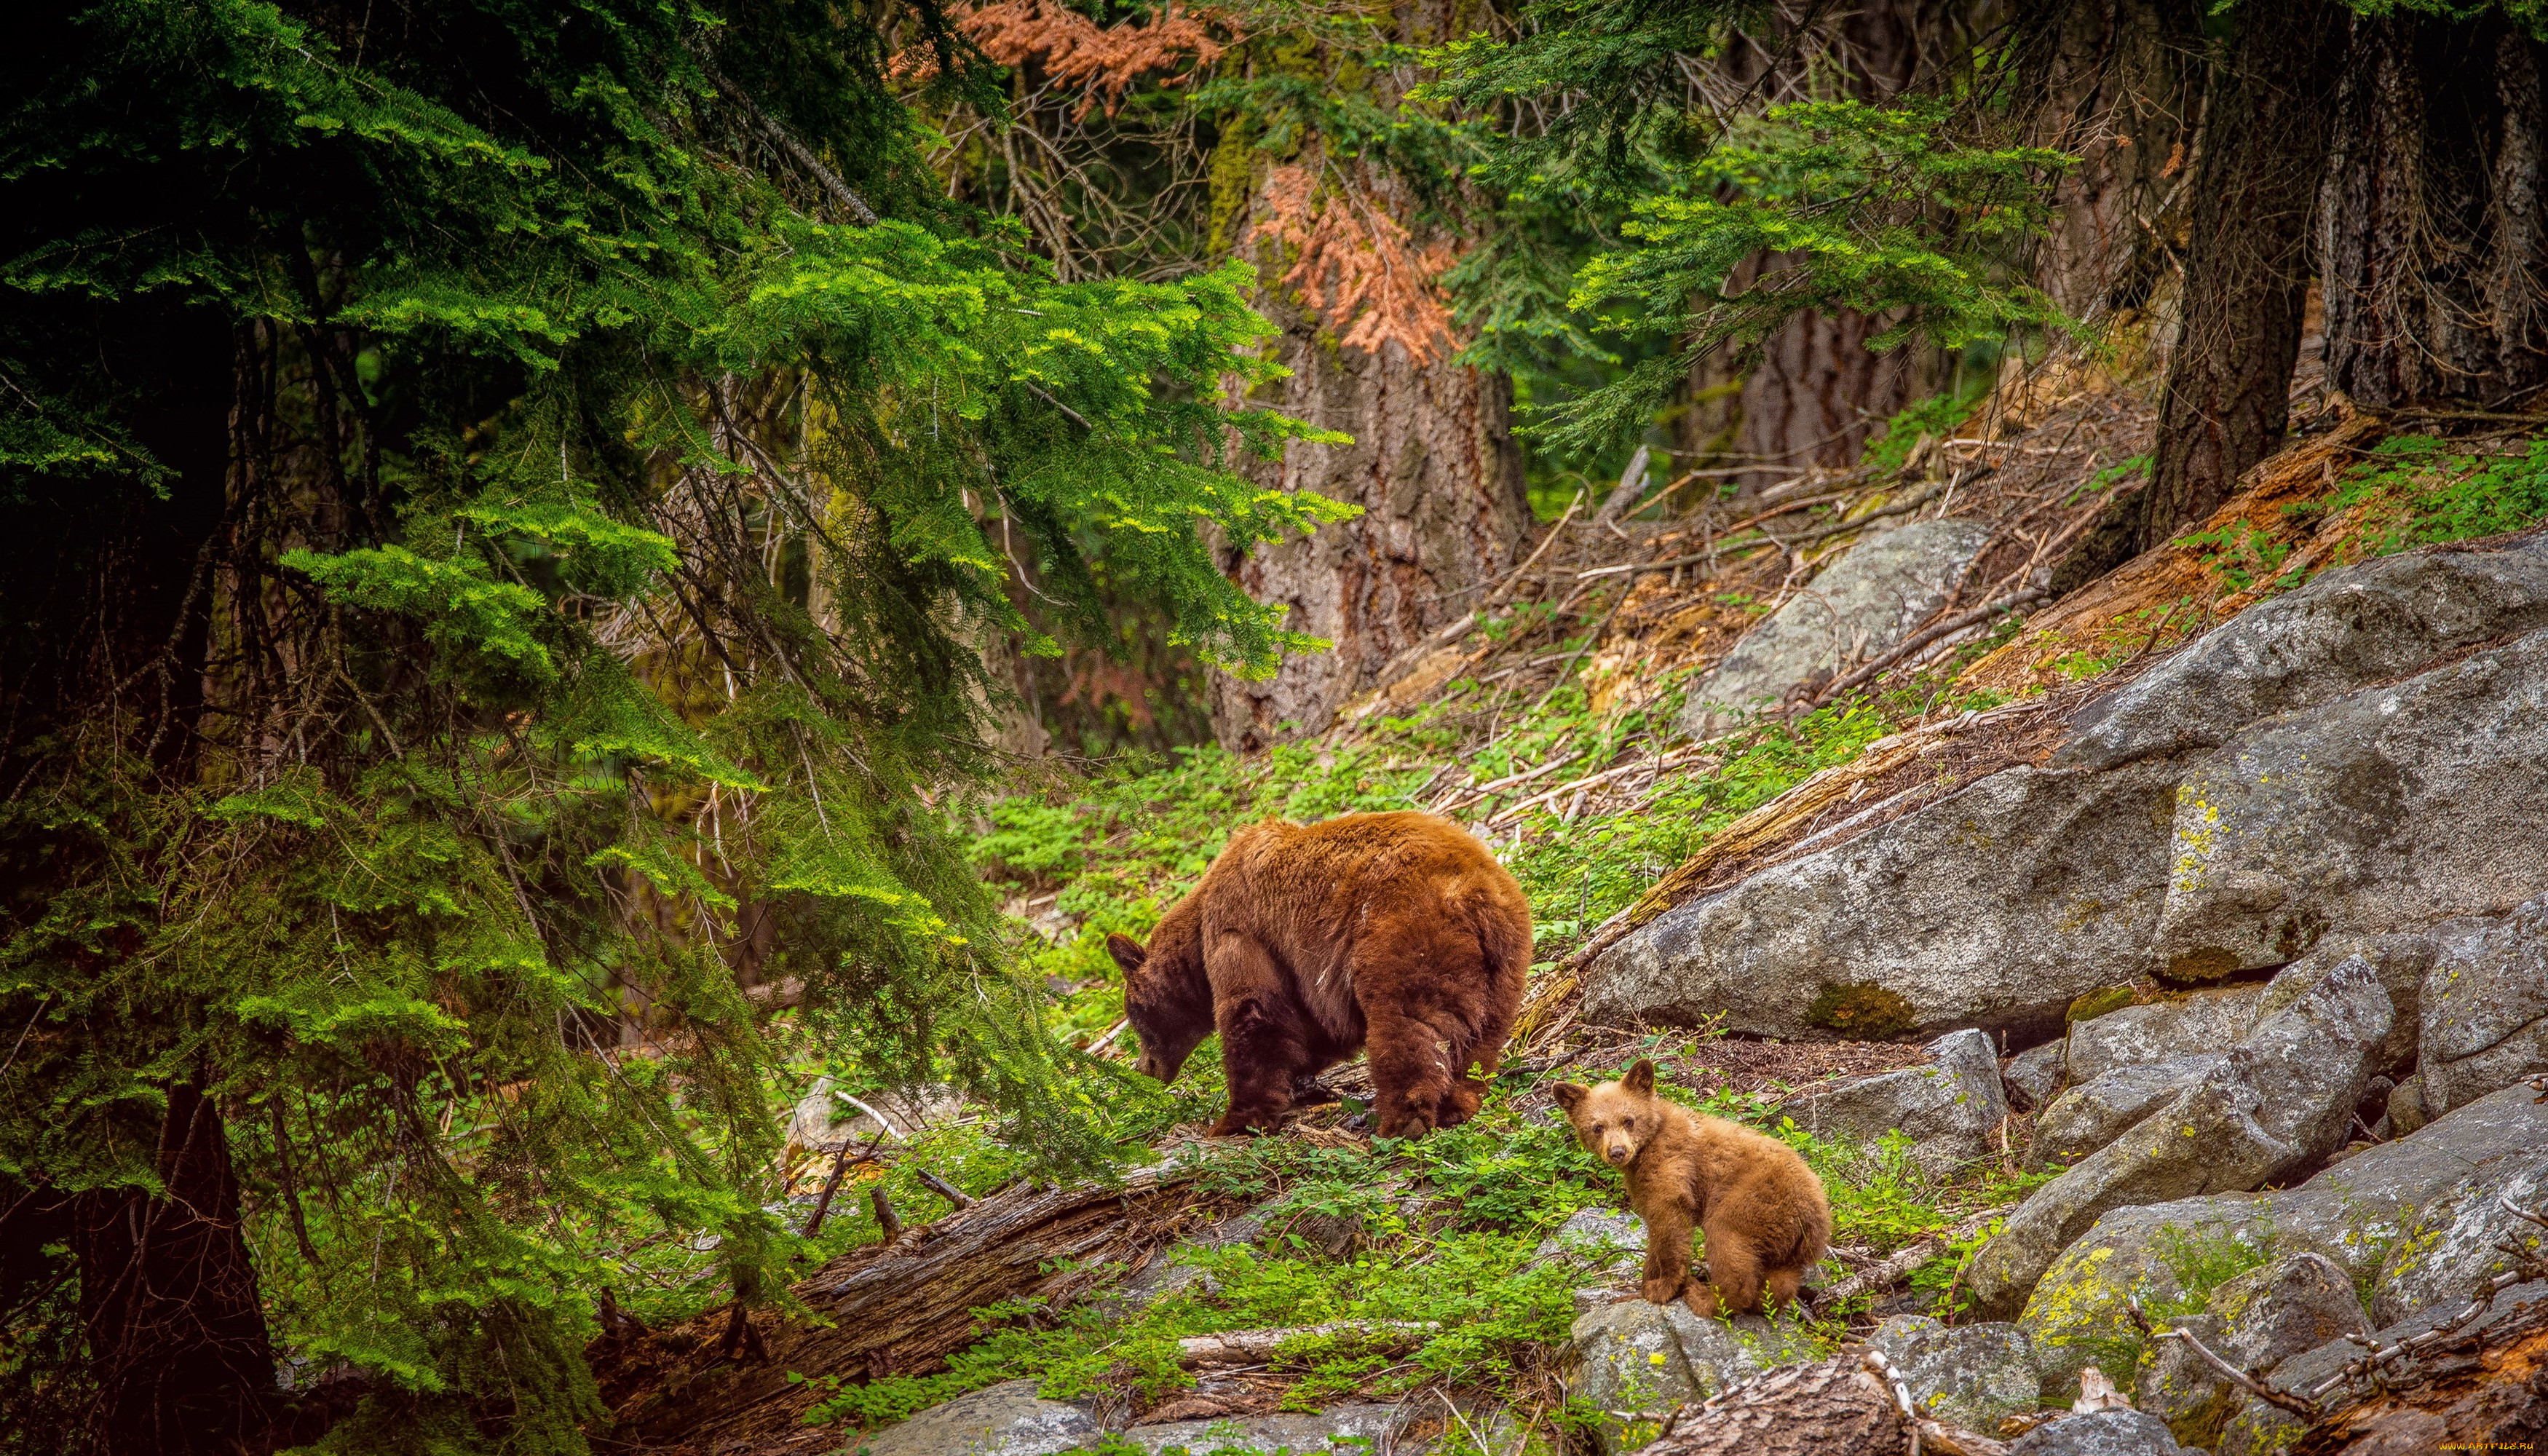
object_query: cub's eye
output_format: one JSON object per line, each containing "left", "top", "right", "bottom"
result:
{"left": 1621, "top": 1117, "right": 1636, "bottom": 1131}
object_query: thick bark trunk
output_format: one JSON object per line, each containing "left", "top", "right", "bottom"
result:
{"left": 2137, "top": 0, "right": 2353, "bottom": 553}
{"left": 73, "top": 1083, "right": 280, "bottom": 1456}
{"left": 1208, "top": 170, "right": 1533, "bottom": 750}
{"left": 2021, "top": 0, "right": 2209, "bottom": 322}
{"left": 2319, "top": 17, "right": 2548, "bottom": 409}
{"left": 1674, "top": 2, "right": 1955, "bottom": 494}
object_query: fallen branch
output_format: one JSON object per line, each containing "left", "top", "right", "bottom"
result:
{"left": 915, "top": 1168, "right": 976, "bottom": 1208}
{"left": 1816, "top": 1209, "right": 1999, "bottom": 1306}
{"left": 1486, "top": 747, "right": 1715, "bottom": 826}
{"left": 1176, "top": 1320, "right": 1441, "bottom": 1368}
{"left": 2129, "top": 1298, "right": 2316, "bottom": 1417}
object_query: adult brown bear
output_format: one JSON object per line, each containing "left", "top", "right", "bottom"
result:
{"left": 1104, "top": 811, "right": 1532, "bottom": 1139}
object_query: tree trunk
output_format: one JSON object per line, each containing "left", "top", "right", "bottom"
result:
{"left": 73, "top": 1083, "right": 281, "bottom": 1456}
{"left": 2137, "top": 0, "right": 2353, "bottom": 553}
{"left": 2319, "top": 17, "right": 2548, "bottom": 410}
{"left": 2019, "top": 0, "right": 2209, "bottom": 322}
{"left": 1675, "top": 2, "right": 1954, "bottom": 495}
{"left": 1208, "top": 168, "right": 1533, "bottom": 751}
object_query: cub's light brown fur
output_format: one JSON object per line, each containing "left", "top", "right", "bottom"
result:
{"left": 1106, "top": 811, "right": 1531, "bottom": 1139}
{"left": 1551, "top": 1060, "right": 1831, "bottom": 1316}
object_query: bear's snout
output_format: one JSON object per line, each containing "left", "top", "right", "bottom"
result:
{"left": 1136, "top": 1050, "right": 1176, "bottom": 1083}
{"left": 1604, "top": 1141, "right": 1634, "bottom": 1166}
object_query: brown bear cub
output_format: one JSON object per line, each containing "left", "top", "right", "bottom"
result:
{"left": 1551, "top": 1061, "right": 1830, "bottom": 1317}
{"left": 1105, "top": 811, "right": 1531, "bottom": 1140}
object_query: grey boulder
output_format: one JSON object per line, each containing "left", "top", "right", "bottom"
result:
{"left": 1564, "top": 1298, "right": 1821, "bottom": 1451}
{"left": 1867, "top": 1315, "right": 2041, "bottom": 1431}
{"left": 2006, "top": 1038, "right": 2068, "bottom": 1114}
{"left": 2148, "top": 628, "right": 2548, "bottom": 983}
{"left": 2054, "top": 534, "right": 2548, "bottom": 773}
{"left": 2420, "top": 890, "right": 2548, "bottom": 1117}
{"left": 1776, "top": 1029, "right": 2011, "bottom": 1175}
{"left": 2006, "top": 1409, "right": 2194, "bottom": 1455}
{"left": 1966, "top": 956, "right": 2394, "bottom": 1318}
{"left": 2205, "top": 1251, "right": 2375, "bottom": 1372}
{"left": 852, "top": 1380, "right": 1104, "bottom": 1456}
{"left": 2063, "top": 986, "right": 2264, "bottom": 1084}
{"left": 1678, "top": 517, "right": 1993, "bottom": 737}
{"left": 2030, "top": 1055, "right": 2223, "bottom": 1171}
{"left": 2014, "top": 1080, "right": 2548, "bottom": 1390}
{"left": 1585, "top": 757, "right": 2183, "bottom": 1042}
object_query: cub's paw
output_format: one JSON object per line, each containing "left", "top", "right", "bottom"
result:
{"left": 1641, "top": 1275, "right": 1685, "bottom": 1306}
{"left": 1681, "top": 1281, "right": 1723, "bottom": 1318}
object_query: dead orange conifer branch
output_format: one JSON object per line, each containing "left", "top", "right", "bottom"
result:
{"left": 895, "top": 0, "right": 1237, "bottom": 120}
{"left": 1251, "top": 163, "right": 1460, "bottom": 366}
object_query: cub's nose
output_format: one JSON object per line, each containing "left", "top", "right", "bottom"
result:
{"left": 1605, "top": 1142, "right": 1633, "bottom": 1166}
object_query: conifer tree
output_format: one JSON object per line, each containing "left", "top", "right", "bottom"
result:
{"left": 0, "top": 1, "right": 1341, "bottom": 1449}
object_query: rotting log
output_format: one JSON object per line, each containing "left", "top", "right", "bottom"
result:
{"left": 1625, "top": 1353, "right": 2006, "bottom": 1456}
{"left": 606, "top": 1161, "right": 1235, "bottom": 1447}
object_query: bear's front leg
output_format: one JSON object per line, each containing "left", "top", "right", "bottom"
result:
{"left": 1210, "top": 993, "right": 1313, "bottom": 1136}
{"left": 1637, "top": 1198, "right": 1697, "bottom": 1307}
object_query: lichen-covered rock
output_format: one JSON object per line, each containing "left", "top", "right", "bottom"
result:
{"left": 2064, "top": 986, "right": 2265, "bottom": 1084}
{"left": 855, "top": 1380, "right": 1104, "bottom": 1456}
{"left": 1564, "top": 1298, "right": 1822, "bottom": 1451}
{"left": 2052, "top": 535, "right": 2548, "bottom": 775}
{"left": 1103, "top": 1208, "right": 1270, "bottom": 1315}
{"left": 2148, "top": 628, "right": 2548, "bottom": 984}
{"left": 2012, "top": 1080, "right": 2548, "bottom": 1390}
{"left": 1585, "top": 758, "right": 2183, "bottom": 1042}
{"left": 1776, "top": 1029, "right": 2009, "bottom": 1176}
{"left": 2420, "top": 890, "right": 2548, "bottom": 1117}
{"left": 2006, "top": 1408, "right": 2194, "bottom": 1455}
{"left": 2006, "top": 1038, "right": 2068, "bottom": 1114}
{"left": 2365, "top": 1143, "right": 2548, "bottom": 1325}
{"left": 1968, "top": 957, "right": 2393, "bottom": 1318}
{"left": 2208, "top": 1251, "right": 2375, "bottom": 1372}
{"left": 1677, "top": 518, "right": 1994, "bottom": 737}
{"left": 1867, "top": 1315, "right": 2041, "bottom": 1431}
{"left": 1123, "top": 1404, "right": 1417, "bottom": 1456}
{"left": 2131, "top": 1312, "right": 2238, "bottom": 1449}
{"left": 2031, "top": 1055, "right": 2223, "bottom": 1170}
{"left": 1531, "top": 1209, "right": 1647, "bottom": 1272}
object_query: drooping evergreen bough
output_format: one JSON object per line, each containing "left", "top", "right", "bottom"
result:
{"left": 0, "top": 1, "right": 1346, "bottom": 1449}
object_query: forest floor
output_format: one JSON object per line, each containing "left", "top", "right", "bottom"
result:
{"left": 608, "top": 341, "right": 2548, "bottom": 1454}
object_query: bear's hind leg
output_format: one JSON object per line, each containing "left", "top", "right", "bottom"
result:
{"left": 1364, "top": 1007, "right": 1460, "bottom": 1139}
{"left": 1761, "top": 1265, "right": 1805, "bottom": 1313}
{"left": 1698, "top": 1219, "right": 1766, "bottom": 1315}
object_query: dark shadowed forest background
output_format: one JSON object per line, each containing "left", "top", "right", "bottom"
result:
{"left": 5, "top": 1, "right": 2547, "bottom": 1452}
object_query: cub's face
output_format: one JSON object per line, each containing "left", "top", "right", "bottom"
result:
{"left": 1550, "top": 1059, "right": 1661, "bottom": 1169}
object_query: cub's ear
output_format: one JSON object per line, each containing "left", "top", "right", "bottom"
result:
{"left": 1105, "top": 933, "right": 1149, "bottom": 976}
{"left": 1623, "top": 1059, "right": 1656, "bottom": 1094}
{"left": 1549, "top": 1083, "right": 1589, "bottom": 1112}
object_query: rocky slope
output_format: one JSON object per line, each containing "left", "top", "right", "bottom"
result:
{"left": 626, "top": 407, "right": 2548, "bottom": 1456}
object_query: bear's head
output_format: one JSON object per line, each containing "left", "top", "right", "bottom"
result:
{"left": 1550, "top": 1059, "right": 1662, "bottom": 1169}
{"left": 1105, "top": 921, "right": 1213, "bottom": 1085}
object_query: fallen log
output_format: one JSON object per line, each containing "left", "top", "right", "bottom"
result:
{"left": 606, "top": 1160, "right": 1233, "bottom": 1447}
{"left": 1626, "top": 1353, "right": 2006, "bottom": 1456}
{"left": 1176, "top": 1321, "right": 1439, "bottom": 1369}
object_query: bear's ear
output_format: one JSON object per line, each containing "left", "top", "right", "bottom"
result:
{"left": 1623, "top": 1059, "right": 1656, "bottom": 1094}
{"left": 1105, "top": 933, "right": 1149, "bottom": 976}
{"left": 1549, "top": 1083, "right": 1588, "bottom": 1112}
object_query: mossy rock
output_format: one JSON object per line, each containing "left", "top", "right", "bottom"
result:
{"left": 1805, "top": 982, "right": 1915, "bottom": 1038}
{"left": 2065, "top": 983, "right": 2140, "bottom": 1026}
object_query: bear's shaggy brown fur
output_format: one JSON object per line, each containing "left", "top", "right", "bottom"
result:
{"left": 1551, "top": 1060, "right": 1831, "bottom": 1316}
{"left": 1104, "top": 811, "right": 1531, "bottom": 1139}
